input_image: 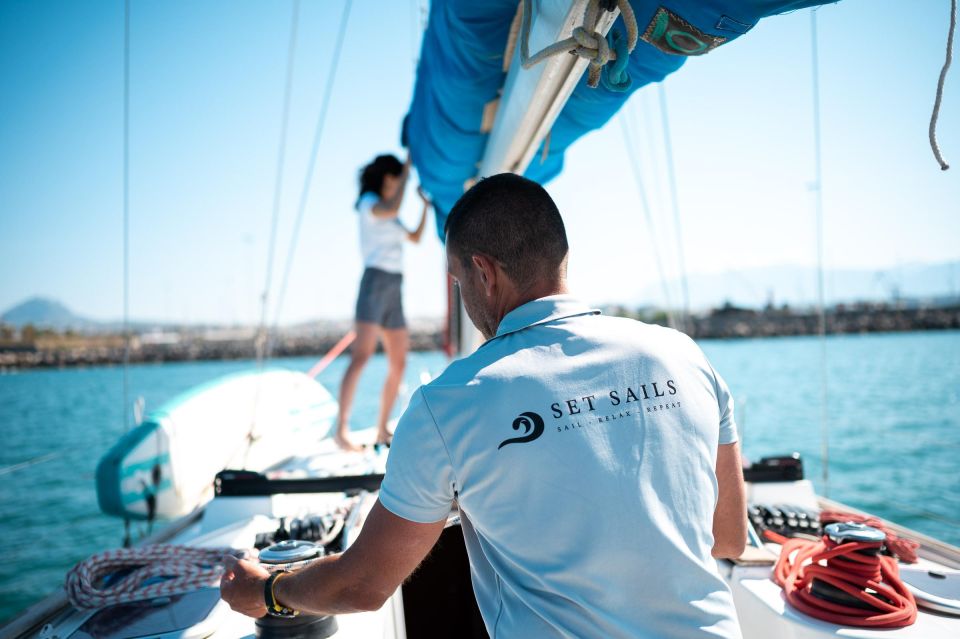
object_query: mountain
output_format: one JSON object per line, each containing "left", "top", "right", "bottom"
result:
{"left": 6, "top": 261, "right": 959, "bottom": 330}
{"left": 0, "top": 298, "right": 100, "bottom": 330}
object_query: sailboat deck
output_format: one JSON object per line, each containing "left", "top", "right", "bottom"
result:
{"left": 8, "top": 444, "right": 960, "bottom": 639}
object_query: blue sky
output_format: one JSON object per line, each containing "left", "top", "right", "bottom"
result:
{"left": 1, "top": 0, "right": 957, "bottom": 324}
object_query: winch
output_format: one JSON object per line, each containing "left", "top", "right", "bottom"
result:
{"left": 809, "top": 522, "right": 889, "bottom": 608}
{"left": 768, "top": 519, "right": 918, "bottom": 628}
{"left": 255, "top": 540, "right": 338, "bottom": 639}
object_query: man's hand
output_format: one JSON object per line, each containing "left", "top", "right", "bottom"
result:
{"left": 219, "top": 554, "right": 270, "bottom": 618}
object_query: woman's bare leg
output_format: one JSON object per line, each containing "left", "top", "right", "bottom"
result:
{"left": 335, "top": 322, "right": 379, "bottom": 451}
{"left": 376, "top": 327, "right": 409, "bottom": 443}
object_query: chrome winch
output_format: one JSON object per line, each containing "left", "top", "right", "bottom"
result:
{"left": 255, "top": 540, "right": 338, "bottom": 639}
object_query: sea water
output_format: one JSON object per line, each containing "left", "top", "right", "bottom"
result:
{"left": 0, "top": 330, "right": 958, "bottom": 624}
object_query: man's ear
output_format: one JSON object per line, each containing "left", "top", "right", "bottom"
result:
{"left": 471, "top": 254, "right": 498, "bottom": 297}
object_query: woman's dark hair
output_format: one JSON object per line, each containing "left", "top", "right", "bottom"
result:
{"left": 357, "top": 154, "right": 403, "bottom": 207}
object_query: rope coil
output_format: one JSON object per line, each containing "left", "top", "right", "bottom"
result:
{"left": 766, "top": 529, "right": 917, "bottom": 628}
{"left": 65, "top": 545, "right": 239, "bottom": 609}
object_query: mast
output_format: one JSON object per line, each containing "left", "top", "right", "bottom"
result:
{"left": 458, "top": 0, "right": 620, "bottom": 354}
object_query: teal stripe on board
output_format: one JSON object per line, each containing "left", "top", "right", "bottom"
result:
{"left": 121, "top": 478, "right": 174, "bottom": 506}
{"left": 120, "top": 453, "right": 170, "bottom": 478}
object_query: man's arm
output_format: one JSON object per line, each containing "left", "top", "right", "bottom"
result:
{"left": 712, "top": 441, "right": 747, "bottom": 559}
{"left": 220, "top": 500, "right": 446, "bottom": 617}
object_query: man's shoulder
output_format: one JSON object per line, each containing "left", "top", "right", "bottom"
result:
{"left": 427, "top": 316, "right": 696, "bottom": 385}
{"left": 575, "top": 313, "right": 697, "bottom": 348}
{"left": 425, "top": 348, "right": 497, "bottom": 389}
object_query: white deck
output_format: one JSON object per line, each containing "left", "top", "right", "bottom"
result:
{"left": 9, "top": 445, "right": 960, "bottom": 639}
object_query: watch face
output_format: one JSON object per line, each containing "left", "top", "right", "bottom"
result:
{"left": 266, "top": 607, "right": 298, "bottom": 619}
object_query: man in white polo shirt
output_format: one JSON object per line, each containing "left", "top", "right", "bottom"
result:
{"left": 221, "top": 174, "right": 747, "bottom": 638}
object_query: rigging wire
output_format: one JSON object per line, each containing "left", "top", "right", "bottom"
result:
{"left": 270, "top": 0, "right": 353, "bottom": 348}
{"left": 0, "top": 452, "right": 60, "bottom": 477}
{"left": 121, "top": 0, "right": 132, "bottom": 548}
{"left": 121, "top": 0, "right": 131, "bottom": 432}
{"left": 637, "top": 92, "right": 666, "bottom": 232}
{"left": 657, "top": 85, "right": 692, "bottom": 333}
{"left": 625, "top": 98, "right": 681, "bottom": 332}
{"left": 619, "top": 112, "right": 677, "bottom": 329}
{"left": 256, "top": 0, "right": 302, "bottom": 364}
{"left": 810, "top": 9, "right": 830, "bottom": 498}
{"left": 408, "top": 0, "right": 418, "bottom": 63}
{"left": 409, "top": 0, "right": 428, "bottom": 64}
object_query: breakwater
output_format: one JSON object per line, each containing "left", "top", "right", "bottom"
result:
{"left": 3, "top": 303, "right": 958, "bottom": 370}
{"left": 0, "top": 324, "right": 444, "bottom": 370}
{"left": 684, "top": 302, "right": 960, "bottom": 339}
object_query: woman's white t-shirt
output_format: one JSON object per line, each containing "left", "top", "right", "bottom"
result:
{"left": 357, "top": 192, "right": 406, "bottom": 274}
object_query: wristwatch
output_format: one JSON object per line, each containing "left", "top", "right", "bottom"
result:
{"left": 264, "top": 571, "right": 298, "bottom": 618}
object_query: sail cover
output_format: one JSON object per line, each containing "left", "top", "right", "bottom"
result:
{"left": 406, "top": 0, "right": 835, "bottom": 237}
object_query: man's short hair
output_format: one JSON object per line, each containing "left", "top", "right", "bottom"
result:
{"left": 445, "top": 174, "right": 569, "bottom": 289}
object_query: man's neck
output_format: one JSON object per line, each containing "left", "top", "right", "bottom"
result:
{"left": 493, "top": 280, "right": 568, "bottom": 330}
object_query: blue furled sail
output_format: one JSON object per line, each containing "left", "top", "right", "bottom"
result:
{"left": 406, "top": 1, "right": 835, "bottom": 237}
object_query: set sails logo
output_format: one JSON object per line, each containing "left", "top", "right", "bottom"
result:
{"left": 497, "top": 380, "right": 680, "bottom": 450}
{"left": 497, "top": 412, "right": 545, "bottom": 449}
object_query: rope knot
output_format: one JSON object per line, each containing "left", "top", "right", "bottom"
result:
{"left": 572, "top": 26, "right": 610, "bottom": 88}
{"left": 520, "top": 0, "right": 639, "bottom": 90}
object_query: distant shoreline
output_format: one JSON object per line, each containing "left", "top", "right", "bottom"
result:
{"left": 0, "top": 329, "right": 444, "bottom": 371}
{"left": 2, "top": 304, "right": 958, "bottom": 371}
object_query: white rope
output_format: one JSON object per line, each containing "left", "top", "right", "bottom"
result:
{"left": 930, "top": 0, "right": 956, "bottom": 170}
{"left": 519, "top": 0, "right": 637, "bottom": 88}
{"left": 65, "top": 545, "right": 238, "bottom": 609}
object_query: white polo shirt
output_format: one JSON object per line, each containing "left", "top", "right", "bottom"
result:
{"left": 379, "top": 295, "right": 742, "bottom": 639}
{"left": 357, "top": 192, "right": 406, "bottom": 274}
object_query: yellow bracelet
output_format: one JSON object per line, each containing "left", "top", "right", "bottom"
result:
{"left": 265, "top": 571, "right": 298, "bottom": 617}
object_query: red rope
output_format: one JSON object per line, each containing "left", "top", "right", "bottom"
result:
{"left": 819, "top": 510, "right": 919, "bottom": 564}
{"left": 765, "top": 530, "right": 917, "bottom": 628}
{"left": 307, "top": 330, "right": 356, "bottom": 378}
